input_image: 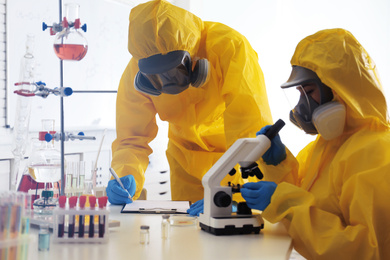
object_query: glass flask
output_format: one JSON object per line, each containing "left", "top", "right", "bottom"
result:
{"left": 27, "top": 120, "right": 61, "bottom": 184}
{"left": 53, "top": 3, "right": 88, "bottom": 61}
{"left": 33, "top": 190, "right": 58, "bottom": 215}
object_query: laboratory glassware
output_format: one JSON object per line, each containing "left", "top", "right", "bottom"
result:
{"left": 11, "top": 34, "right": 35, "bottom": 191}
{"left": 161, "top": 214, "right": 170, "bottom": 239}
{"left": 38, "top": 224, "right": 50, "bottom": 251}
{"left": 140, "top": 225, "right": 150, "bottom": 244}
{"left": 53, "top": 196, "right": 109, "bottom": 243}
{"left": 27, "top": 119, "right": 62, "bottom": 214}
{"left": 53, "top": 3, "right": 87, "bottom": 61}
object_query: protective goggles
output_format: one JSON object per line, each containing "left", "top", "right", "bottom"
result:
{"left": 281, "top": 66, "right": 334, "bottom": 134}
{"left": 135, "top": 51, "right": 192, "bottom": 96}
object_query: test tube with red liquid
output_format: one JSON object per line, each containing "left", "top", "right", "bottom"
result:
{"left": 78, "top": 195, "right": 86, "bottom": 237}
{"left": 58, "top": 196, "right": 66, "bottom": 237}
{"left": 68, "top": 196, "right": 77, "bottom": 237}
{"left": 88, "top": 196, "right": 96, "bottom": 238}
{"left": 98, "top": 196, "right": 108, "bottom": 238}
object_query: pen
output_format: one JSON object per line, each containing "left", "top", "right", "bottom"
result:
{"left": 109, "top": 168, "right": 133, "bottom": 202}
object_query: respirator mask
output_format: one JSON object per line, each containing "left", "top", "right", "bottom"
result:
{"left": 281, "top": 66, "right": 346, "bottom": 140}
{"left": 134, "top": 50, "right": 210, "bottom": 96}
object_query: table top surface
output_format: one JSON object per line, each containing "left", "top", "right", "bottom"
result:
{"left": 23, "top": 204, "right": 292, "bottom": 260}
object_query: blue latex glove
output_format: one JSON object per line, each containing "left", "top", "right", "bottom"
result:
{"left": 187, "top": 199, "right": 204, "bottom": 216}
{"left": 106, "top": 175, "right": 136, "bottom": 205}
{"left": 257, "top": 125, "right": 286, "bottom": 166}
{"left": 240, "top": 181, "right": 277, "bottom": 211}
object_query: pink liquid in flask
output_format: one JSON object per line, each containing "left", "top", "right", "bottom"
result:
{"left": 54, "top": 44, "right": 88, "bottom": 61}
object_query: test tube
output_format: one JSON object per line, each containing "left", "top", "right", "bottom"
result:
{"left": 71, "top": 163, "right": 79, "bottom": 195}
{"left": 57, "top": 196, "right": 66, "bottom": 238}
{"left": 21, "top": 193, "right": 31, "bottom": 260}
{"left": 88, "top": 196, "right": 96, "bottom": 238}
{"left": 66, "top": 162, "right": 73, "bottom": 195}
{"left": 98, "top": 196, "right": 108, "bottom": 238}
{"left": 68, "top": 196, "right": 77, "bottom": 238}
{"left": 9, "top": 193, "right": 22, "bottom": 260}
{"left": 78, "top": 196, "right": 86, "bottom": 238}
{"left": 78, "top": 161, "right": 86, "bottom": 191}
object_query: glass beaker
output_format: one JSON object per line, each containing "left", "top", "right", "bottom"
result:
{"left": 53, "top": 3, "right": 88, "bottom": 61}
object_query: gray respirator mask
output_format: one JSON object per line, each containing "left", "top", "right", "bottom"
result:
{"left": 282, "top": 66, "right": 346, "bottom": 140}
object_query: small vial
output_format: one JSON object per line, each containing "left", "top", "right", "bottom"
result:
{"left": 140, "top": 225, "right": 150, "bottom": 244}
{"left": 161, "top": 214, "right": 170, "bottom": 239}
{"left": 38, "top": 224, "right": 50, "bottom": 251}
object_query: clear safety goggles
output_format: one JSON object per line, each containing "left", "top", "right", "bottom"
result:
{"left": 283, "top": 84, "right": 316, "bottom": 114}
{"left": 138, "top": 50, "right": 192, "bottom": 92}
{"left": 141, "top": 60, "right": 191, "bottom": 91}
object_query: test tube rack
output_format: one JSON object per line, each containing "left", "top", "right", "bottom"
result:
{"left": 52, "top": 205, "right": 109, "bottom": 243}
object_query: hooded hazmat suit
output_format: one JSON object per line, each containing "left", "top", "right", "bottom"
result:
{"left": 261, "top": 28, "right": 390, "bottom": 259}
{"left": 111, "top": 0, "right": 272, "bottom": 202}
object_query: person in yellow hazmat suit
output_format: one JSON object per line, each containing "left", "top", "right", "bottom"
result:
{"left": 239, "top": 28, "right": 390, "bottom": 259}
{"left": 106, "top": 0, "right": 274, "bottom": 205}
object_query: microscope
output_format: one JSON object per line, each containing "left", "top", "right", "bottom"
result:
{"left": 198, "top": 119, "right": 285, "bottom": 235}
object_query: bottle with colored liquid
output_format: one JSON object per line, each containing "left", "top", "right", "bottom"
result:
{"left": 53, "top": 3, "right": 87, "bottom": 61}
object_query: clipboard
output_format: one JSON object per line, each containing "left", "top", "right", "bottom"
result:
{"left": 121, "top": 200, "right": 190, "bottom": 214}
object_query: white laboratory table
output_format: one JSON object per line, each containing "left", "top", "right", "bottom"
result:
{"left": 26, "top": 205, "right": 292, "bottom": 260}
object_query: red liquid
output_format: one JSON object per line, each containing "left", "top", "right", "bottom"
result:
{"left": 18, "top": 175, "right": 46, "bottom": 206}
{"left": 53, "top": 44, "right": 88, "bottom": 61}
{"left": 17, "top": 175, "right": 60, "bottom": 208}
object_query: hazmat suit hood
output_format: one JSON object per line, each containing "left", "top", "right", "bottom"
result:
{"left": 128, "top": 0, "right": 203, "bottom": 60}
{"left": 261, "top": 29, "right": 390, "bottom": 259}
{"left": 290, "top": 28, "right": 389, "bottom": 133}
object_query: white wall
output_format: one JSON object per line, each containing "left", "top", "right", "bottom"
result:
{"left": 5, "top": 0, "right": 390, "bottom": 157}
{"left": 7, "top": 0, "right": 131, "bottom": 132}
{"left": 196, "top": 0, "right": 390, "bottom": 155}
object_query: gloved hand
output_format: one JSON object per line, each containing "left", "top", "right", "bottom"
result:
{"left": 106, "top": 175, "right": 136, "bottom": 205}
{"left": 240, "top": 181, "right": 277, "bottom": 211}
{"left": 187, "top": 199, "right": 204, "bottom": 216}
{"left": 257, "top": 125, "right": 286, "bottom": 166}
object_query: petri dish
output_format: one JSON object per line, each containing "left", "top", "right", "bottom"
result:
{"left": 169, "top": 214, "right": 198, "bottom": 226}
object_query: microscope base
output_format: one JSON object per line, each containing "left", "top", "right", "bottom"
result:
{"left": 199, "top": 214, "right": 264, "bottom": 236}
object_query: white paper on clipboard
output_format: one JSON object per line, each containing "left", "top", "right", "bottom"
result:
{"left": 121, "top": 200, "right": 190, "bottom": 214}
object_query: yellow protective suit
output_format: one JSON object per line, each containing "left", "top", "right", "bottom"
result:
{"left": 261, "top": 28, "right": 390, "bottom": 260}
{"left": 111, "top": 0, "right": 273, "bottom": 203}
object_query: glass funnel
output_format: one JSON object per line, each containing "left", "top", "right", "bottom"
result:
{"left": 53, "top": 3, "right": 88, "bottom": 61}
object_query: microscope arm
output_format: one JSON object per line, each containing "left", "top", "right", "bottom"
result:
{"left": 202, "top": 119, "right": 285, "bottom": 189}
{"left": 202, "top": 119, "right": 285, "bottom": 218}
{"left": 202, "top": 136, "right": 271, "bottom": 190}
